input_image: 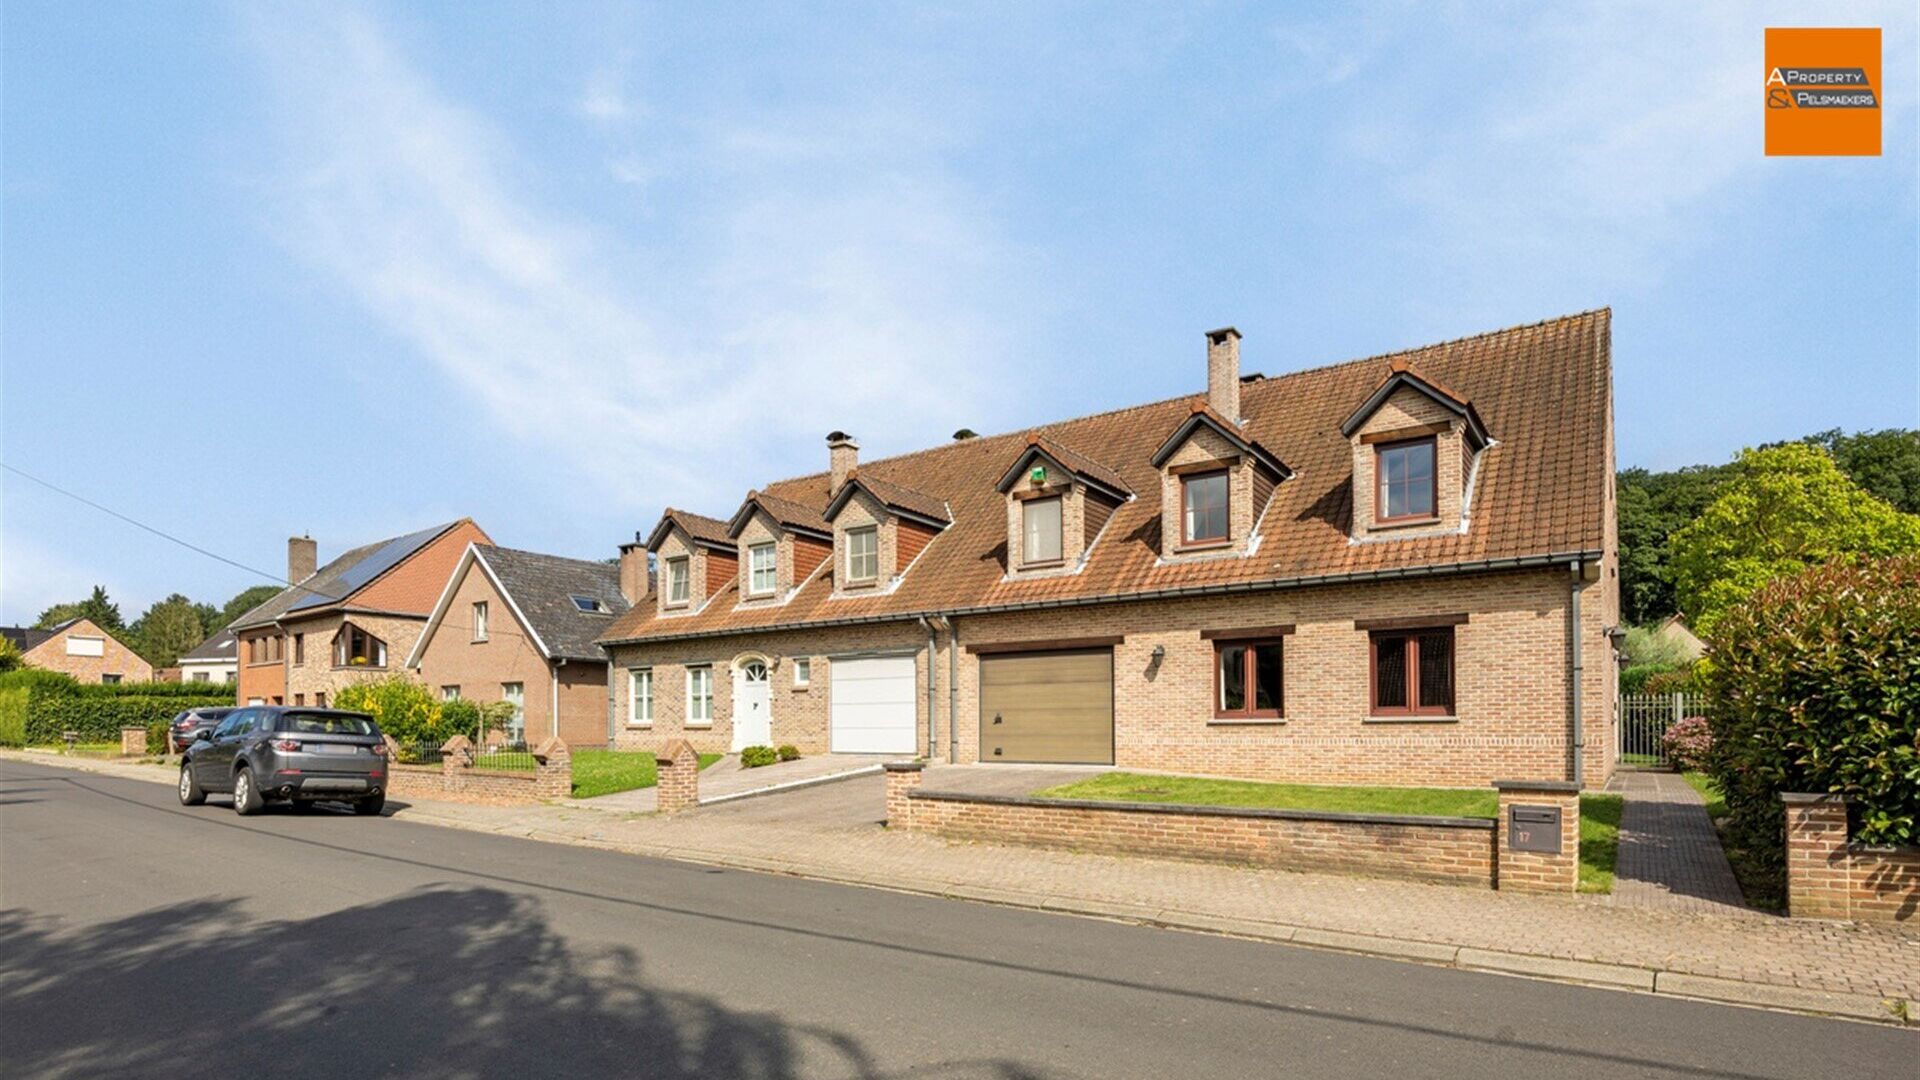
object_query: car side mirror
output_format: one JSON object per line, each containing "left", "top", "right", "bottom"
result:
{"left": 195, "top": 730, "right": 214, "bottom": 742}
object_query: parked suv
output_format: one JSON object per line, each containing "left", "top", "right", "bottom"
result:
{"left": 178, "top": 705, "right": 389, "bottom": 816}
{"left": 168, "top": 707, "right": 235, "bottom": 753}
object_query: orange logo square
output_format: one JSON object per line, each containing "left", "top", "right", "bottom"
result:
{"left": 1766, "top": 28, "right": 1881, "bottom": 156}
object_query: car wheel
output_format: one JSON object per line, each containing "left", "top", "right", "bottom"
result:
{"left": 178, "top": 763, "right": 206, "bottom": 806}
{"left": 232, "top": 768, "right": 263, "bottom": 816}
{"left": 354, "top": 794, "right": 386, "bottom": 817}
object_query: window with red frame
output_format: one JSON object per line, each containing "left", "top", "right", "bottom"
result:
{"left": 1370, "top": 627, "right": 1454, "bottom": 716}
{"left": 1375, "top": 436, "right": 1436, "bottom": 521}
{"left": 1215, "top": 639, "right": 1284, "bottom": 719}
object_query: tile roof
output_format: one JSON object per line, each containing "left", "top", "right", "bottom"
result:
{"left": 999, "top": 433, "right": 1133, "bottom": 498}
{"left": 601, "top": 309, "right": 1611, "bottom": 644}
{"left": 648, "top": 509, "right": 735, "bottom": 551}
{"left": 730, "top": 490, "right": 831, "bottom": 538}
{"left": 474, "top": 545, "right": 631, "bottom": 661}
{"left": 828, "top": 472, "right": 951, "bottom": 525}
{"left": 231, "top": 520, "right": 468, "bottom": 630}
{"left": 180, "top": 628, "right": 237, "bottom": 663}
{"left": 0, "top": 626, "right": 55, "bottom": 653}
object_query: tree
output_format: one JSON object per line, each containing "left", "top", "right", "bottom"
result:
{"left": 129, "top": 594, "right": 210, "bottom": 669}
{"left": 0, "top": 636, "right": 23, "bottom": 673}
{"left": 219, "top": 585, "right": 283, "bottom": 629}
{"left": 36, "top": 586, "right": 124, "bottom": 632}
{"left": 1668, "top": 443, "right": 1920, "bottom": 632}
{"left": 1806, "top": 428, "right": 1920, "bottom": 514}
{"left": 1616, "top": 463, "right": 1732, "bottom": 624}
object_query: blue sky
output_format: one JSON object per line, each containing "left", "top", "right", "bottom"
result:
{"left": 2, "top": 1, "right": 1915, "bottom": 625}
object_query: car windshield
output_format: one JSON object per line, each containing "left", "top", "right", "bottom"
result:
{"left": 279, "top": 712, "right": 378, "bottom": 736}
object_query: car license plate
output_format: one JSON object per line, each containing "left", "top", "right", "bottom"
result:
{"left": 312, "top": 744, "right": 359, "bottom": 755}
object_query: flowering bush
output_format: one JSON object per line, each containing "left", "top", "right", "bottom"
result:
{"left": 331, "top": 676, "right": 444, "bottom": 744}
{"left": 1661, "top": 715, "right": 1713, "bottom": 771}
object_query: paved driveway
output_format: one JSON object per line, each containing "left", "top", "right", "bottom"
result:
{"left": 577, "top": 752, "right": 905, "bottom": 813}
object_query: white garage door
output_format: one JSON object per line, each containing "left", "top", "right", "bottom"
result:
{"left": 830, "top": 655, "right": 918, "bottom": 753}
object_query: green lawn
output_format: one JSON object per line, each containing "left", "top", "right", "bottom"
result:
{"left": 1577, "top": 793, "right": 1624, "bottom": 894}
{"left": 1681, "top": 772, "right": 1781, "bottom": 910}
{"left": 567, "top": 749, "right": 723, "bottom": 799}
{"left": 1031, "top": 772, "right": 1624, "bottom": 894}
{"left": 1681, "top": 771, "right": 1726, "bottom": 819}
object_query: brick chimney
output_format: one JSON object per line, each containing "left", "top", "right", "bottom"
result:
{"left": 618, "top": 532, "right": 649, "bottom": 605}
{"left": 1206, "top": 327, "right": 1241, "bottom": 424}
{"left": 288, "top": 535, "right": 317, "bottom": 583}
{"left": 827, "top": 431, "right": 859, "bottom": 493}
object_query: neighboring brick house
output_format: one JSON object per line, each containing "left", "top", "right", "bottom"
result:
{"left": 404, "top": 543, "right": 634, "bottom": 748}
{"left": 177, "top": 628, "right": 238, "bottom": 685}
{"left": 229, "top": 521, "right": 491, "bottom": 707}
{"left": 0, "top": 618, "right": 154, "bottom": 684}
{"left": 599, "top": 310, "right": 1621, "bottom": 789}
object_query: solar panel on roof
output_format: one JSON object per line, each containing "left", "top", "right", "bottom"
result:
{"left": 287, "top": 522, "right": 453, "bottom": 611}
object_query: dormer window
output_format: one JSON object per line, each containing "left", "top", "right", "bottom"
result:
{"left": 333, "top": 623, "right": 387, "bottom": 668}
{"left": 666, "top": 557, "right": 690, "bottom": 605}
{"left": 846, "top": 526, "right": 878, "bottom": 583}
{"left": 1181, "top": 471, "right": 1230, "bottom": 545}
{"left": 1376, "top": 437, "right": 1437, "bottom": 522}
{"left": 748, "top": 543, "right": 776, "bottom": 595}
{"left": 1022, "top": 496, "right": 1063, "bottom": 564}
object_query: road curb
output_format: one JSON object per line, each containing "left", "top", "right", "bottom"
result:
{"left": 7, "top": 750, "right": 1913, "bottom": 1027}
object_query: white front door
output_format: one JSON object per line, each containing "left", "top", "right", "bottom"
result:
{"left": 731, "top": 660, "right": 772, "bottom": 750}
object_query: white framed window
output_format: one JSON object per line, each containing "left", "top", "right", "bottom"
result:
{"left": 191, "top": 671, "right": 210, "bottom": 683}
{"left": 628, "top": 668, "right": 653, "bottom": 726}
{"left": 793, "top": 657, "right": 811, "bottom": 687}
{"left": 667, "top": 557, "right": 691, "bottom": 605}
{"left": 686, "top": 666, "right": 713, "bottom": 725}
{"left": 570, "top": 594, "right": 610, "bottom": 614}
{"left": 749, "top": 542, "right": 777, "bottom": 595}
{"left": 441, "top": 685, "right": 460, "bottom": 701}
{"left": 502, "top": 682, "right": 525, "bottom": 741}
{"left": 1022, "top": 496, "right": 1064, "bottom": 564}
{"left": 472, "top": 601, "right": 489, "bottom": 641}
{"left": 66, "top": 636, "right": 105, "bottom": 658}
{"left": 846, "top": 527, "right": 878, "bottom": 582}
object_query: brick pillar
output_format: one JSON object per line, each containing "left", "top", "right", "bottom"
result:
{"left": 441, "top": 734, "right": 474, "bottom": 795}
{"left": 884, "top": 760, "right": 925, "bottom": 829}
{"left": 531, "top": 738, "right": 572, "bottom": 800}
{"left": 1494, "top": 780, "right": 1581, "bottom": 893}
{"left": 656, "top": 739, "right": 700, "bottom": 814}
{"left": 119, "top": 727, "right": 148, "bottom": 757}
{"left": 1781, "top": 793, "right": 1852, "bottom": 920}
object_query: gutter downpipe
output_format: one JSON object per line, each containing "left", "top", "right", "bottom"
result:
{"left": 917, "top": 617, "right": 937, "bottom": 759}
{"left": 552, "top": 658, "right": 566, "bottom": 740}
{"left": 1569, "top": 560, "right": 1584, "bottom": 788}
{"left": 946, "top": 616, "right": 958, "bottom": 764}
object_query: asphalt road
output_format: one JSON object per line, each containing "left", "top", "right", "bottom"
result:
{"left": 1, "top": 759, "right": 1911, "bottom": 1079}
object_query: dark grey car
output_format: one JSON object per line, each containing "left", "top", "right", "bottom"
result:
{"left": 168, "top": 706, "right": 235, "bottom": 753}
{"left": 178, "top": 706, "right": 389, "bottom": 816}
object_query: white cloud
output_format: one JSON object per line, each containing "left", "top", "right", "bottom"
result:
{"left": 238, "top": 4, "right": 1024, "bottom": 512}
{"left": 579, "top": 68, "right": 637, "bottom": 122}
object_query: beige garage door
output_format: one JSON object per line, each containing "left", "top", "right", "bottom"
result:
{"left": 979, "top": 649, "right": 1114, "bottom": 765}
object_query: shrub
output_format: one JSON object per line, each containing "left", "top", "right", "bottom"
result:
{"left": 776, "top": 744, "right": 800, "bottom": 762}
{"left": 145, "top": 718, "right": 171, "bottom": 754}
{"left": 24, "top": 695, "right": 230, "bottom": 744}
{"left": 331, "top": 676, "right": 445, "bottom": 744}
{"left": 1642, "top": 666, "right": 1702, "bottom": 696}
{"left": 0, "top": 669, "right": 81, "bottom": 696}
{"left": 439, "top": 699, "right": 480, "bottom": 736}
{"left": 0, "top": 687, "right": 25, "bottom": 747}
{"left": 1702, "top": 555, "right": 1920, "bottom": 878}
{"left": 740, "top": 745, "right": 778, "bottom": 768}
{"left": 1661, "top": 715, "right": 1713, "bottom": 771}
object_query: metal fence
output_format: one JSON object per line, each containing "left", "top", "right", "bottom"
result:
{"left": 471, "top": 738, "right": 537, "bottom": 772}
{"left": 1618, "top": 692, "right": 1700, "bottom": 768}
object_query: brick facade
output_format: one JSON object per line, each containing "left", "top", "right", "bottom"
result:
{"left": 1781, "top": 794, "right": 1920, "bottom": 923}
{"left": 281, "top": 611, "right": 427, "bottom": 705}
{"left": 19, "top": 619, "right": 153, "bottom": 684}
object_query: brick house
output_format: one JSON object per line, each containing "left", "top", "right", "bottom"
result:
{"left": 177, "top": 628, "right": 238, "bottom": 685}
{"left": 404, "top": 543, "right": 634, "bottom": 748}
{"left": 1, "top": 617, "right": 153, "bottom": 684}
{"left": 599, "top": 310, "right": 1620, "bottom": 789}
{"left": 229, "top": 520, "right": 490, "bottom": 707}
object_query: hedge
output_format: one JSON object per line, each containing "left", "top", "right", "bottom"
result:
{"left": 1702, "top": 554, "right": 1920, "bottom": 878}
{"left": 24, "top": 693, "right": 234, "bottom": 745}
{"left": 0, "top": 687, "right": 26, "bottom": 747}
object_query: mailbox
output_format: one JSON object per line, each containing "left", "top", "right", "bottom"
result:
{"left": 1508, "top": 804, "right": 1562, "bottom": 853}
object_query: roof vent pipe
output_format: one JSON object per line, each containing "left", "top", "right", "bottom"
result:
{"left": 1205, "top": 327, "right": 1242, "bottom": 424}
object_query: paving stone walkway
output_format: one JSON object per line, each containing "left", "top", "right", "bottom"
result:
{"left": 573, "top": 752, "right": 904, "bottom": 813}
{"left": 1606, "top": 770, "right": 1751, "bottom": 917}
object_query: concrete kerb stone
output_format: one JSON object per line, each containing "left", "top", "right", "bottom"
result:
{"left": 5, "top": 749, "right": 1915, "bottom": 1028}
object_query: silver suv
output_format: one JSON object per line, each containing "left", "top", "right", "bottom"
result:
{"left": 178, "top": 706, "right": 389, "bottom": 816}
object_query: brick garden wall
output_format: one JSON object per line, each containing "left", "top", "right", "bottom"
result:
{"left": 1782, "top": 794, "right": 1920, "bottom": 923}
{"left": 379, "top": 736, "right": 570, "bottom": 806}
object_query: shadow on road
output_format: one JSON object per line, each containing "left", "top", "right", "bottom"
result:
{"left": 0, "top": 886, "right": 1041, "bottom": 1080}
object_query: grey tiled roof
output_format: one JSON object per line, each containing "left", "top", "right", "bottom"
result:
{"left": 0, "top": 626, "right": 55, "bottom": 652}
{"left": 180, "top": 628, "right": 237, "bottom": 663}
{"left": 475, "top": 544, "right": 631, "bottom": 661}
{"left": 231, "top": 521, "right": 461, "bottom": 630}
